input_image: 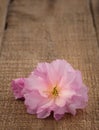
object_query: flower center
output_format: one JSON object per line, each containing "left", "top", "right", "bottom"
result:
{"left": 43, "top": 85, "right": 60, "bottom": 98}
{"left": 51, "top": 87, "right": 58, "bottom": 97}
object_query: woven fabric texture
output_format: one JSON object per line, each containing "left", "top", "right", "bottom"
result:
{"left": 0, "top": 0, "right": 99, "bottom": 130}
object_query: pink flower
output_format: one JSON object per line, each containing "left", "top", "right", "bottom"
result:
{"left": 12, "top": 59, "right": 88, "bottom": 120}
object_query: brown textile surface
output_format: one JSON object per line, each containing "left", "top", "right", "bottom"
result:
{"left": 0, "top": 0, "right": 10, "bottom": 48}
{"left": 0, "top": 0, "right": 99, "bottom": 130}
{"left": 92, "top": 0, "right": 99, "bottom": 42}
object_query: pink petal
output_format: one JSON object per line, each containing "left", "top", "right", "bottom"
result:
{"left": 67, "top": 104, "right": 76, "bottom": 115}
{"left": 55, "top": 97, "right": 66, "bottom": 107}
{"left": 32, "top": 63, "right": 48, "bottom": 79}
{"left": 54, "top": 106, "right": 67, "bottom": 115}
{"left": 59, "top": 71, "right": 76, "bottom": 88}
{"left": 67, "top": 87, "right": 88, "bottom": 115}
{"left": 11, "top": 78, "right": 24, "bottom": 99}
{"left": 51, "top": 60, "right": 73, "bottom": 73}
{"left": 53, "top": 105, "right": 69, "bottom": 120}
{"left": 24, "top": 91, "right": 53, "bottom": 116}
{"left": 37, "top": 99, "right": 54, "bottom": 112}
{"left": 51, "top": 59, "right": 75, "bottom": 82}
{"left": 79, "top": 85, "right": 88, "bottom": 101}
{"left": 24, "top": 90, "right": 44, "bottom": 113}
{"left": 37, "top": 109, "right": 51, "bottom": 119}
{"left": 27, "top": 107, "right": 36, "bottom": 114}
{"left": 34, "top": 62, "right": 59, "bottom": 85}
{"left": 55, "top": 89, "right": 75, "bottom": 107}
{"left": 22, "top": 76, "right": 48, "bottom": 97}
{"left": 54, "top": 114, "right": 64, "bottom": 120}
{"left": 68, "top": 70, "right": 83, "bottom": 89}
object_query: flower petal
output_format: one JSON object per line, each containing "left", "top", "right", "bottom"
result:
{"left": 54, "top": 114, "right": 64, "bottom": 120}
{"left": 53, "top": 104, "right": 68, "bottom": 120}
{"left": 55, "top": 89, "right": 75, "bottom": 107}
{"left": 37, "top": 109, "right": 51, "bottom": 119}
{"left": 11, "top": 78, "right": 25, "bottom": 99}
{"left": 24, "top": 90, "right": 44, "bottom": 113}
{"left": 22, "top": 76, "right": 48, "bottom": 97}
{"left": 67, "top": 104, "right": 76, "bottom": 115}
{"left": 37, "top": 99, "right": 54, "bottom": 113}
{"left": 37, "top": 109, "right": 51, "bottom": 118}
{"left": 68, "top": 70, "right": 83, "bottom": 89}
{"left": 33, "top": 62, "right": 58, "bottom": 85}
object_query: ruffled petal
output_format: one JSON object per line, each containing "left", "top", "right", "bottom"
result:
{"left": 37, "top": 99, "right": 54, "bottom": 112}
{"left": 22, "top": 76, "right": 48, "bottom": 97}
{"left": 67, "top": 86, "right": 88, "bottom": 115}
{"left": 33, "top": 62, "right": 59, "bottom": 85}
{"left": 54, "top": 114, "right": 64, "bottom": 120}
{"left": 11, "top": 78, "right": 25, "bottom": 99}
{"left": 24, "top": 90, "right": 44, "bottom": 113}
{"left": 55, "top": 89, "right": 75, "bottom": 107}
{"left": 53, "top": 105, "right": 68, "bottom": 120}
{"left": 37, "top": 109, "right": 51, "bottom": 119}
{"left": 67, "top": 70, "right": 83, "bottom": 89}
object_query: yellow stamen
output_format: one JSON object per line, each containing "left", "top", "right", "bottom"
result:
{"left": 43, "top": 85, "right": 60, "bottom": 98}
{"left": 52, "top": 87, "right": 58, "bottom": 97}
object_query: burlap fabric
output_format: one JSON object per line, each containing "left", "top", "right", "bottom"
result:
{"left": 0, "top": 0, "right": 99, "bottom": 129}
